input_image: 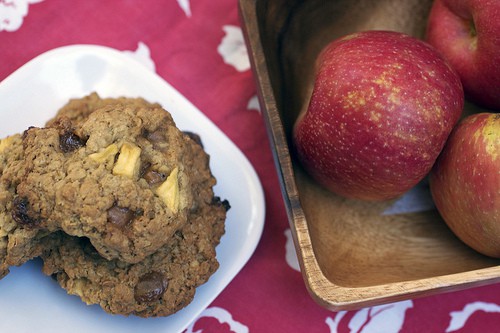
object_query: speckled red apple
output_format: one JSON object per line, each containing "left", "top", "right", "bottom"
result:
{"left": 430, "top": 113, "right": 500, "bottom": 258}
{"left": 426, "top": 0, "right": 500, "bottom": 110}
{"left": 293, "top": 31, "right": 464, "bottom": 201}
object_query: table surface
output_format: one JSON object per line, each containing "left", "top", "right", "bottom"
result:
{"left": 1, "top": 1, "right": 499, "bottom": 332}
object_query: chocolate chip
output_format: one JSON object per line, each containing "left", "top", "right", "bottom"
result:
{"left": 11, "top": 196, "right": 41, "bottom": 227}
{"left": 143, "top": 168, "right": 167, "bottom": 185}
{"left": 59, "top": 132, "right": 86, "bottom": 153}
{"left": 134, "top": 271, "right": 168, "bottom": 303}
{"left": 107, "top": 205, "right": 135, "bottom": 228}
{"left": 143, "top": 128, "right": 169, "bottom": 151}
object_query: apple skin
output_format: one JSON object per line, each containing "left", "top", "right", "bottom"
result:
{"left": 293, "top": 31, "right": 464, "bottom": 201}
{"left": 426, "top": 0, "right": 500, "bottom": 110}
{"left": 430, "top": 113, "right": 500, "bottom": 258}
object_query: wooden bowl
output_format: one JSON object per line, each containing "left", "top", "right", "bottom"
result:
{"left": 239, "top": 0, "right": 500, "bottom": 310}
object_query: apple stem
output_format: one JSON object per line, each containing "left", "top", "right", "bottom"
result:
{"left": 469, "top": 19, "right": 477, "bottom": 38}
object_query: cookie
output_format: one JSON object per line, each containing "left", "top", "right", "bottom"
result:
{"left": 14, "top": 102, "right": 195, "bottom": 263}
{"left": 0, "top": 134, "right": 50, "bottom": 278}
{"left": 41, "top": 137, "right": 229, "bottom": 317}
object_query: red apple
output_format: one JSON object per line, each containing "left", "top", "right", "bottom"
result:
{"left": 430, "top": 113, "right": 500, "bottom": 258}
{"left": 293, "top": 31, "right": 464, "bottom": 201}
{"left": 426, "top": 0, "right": 500, "bottom": 110}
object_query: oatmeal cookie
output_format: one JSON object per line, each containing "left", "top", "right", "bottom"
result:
{"left": 41, "top": 137, "right": 229, "bottom": 317}
{"left": 14, "top": 103, "right": 195, "bottom": 263}
{"left": 0, "top": 134, "right": 50, "bottom": 278}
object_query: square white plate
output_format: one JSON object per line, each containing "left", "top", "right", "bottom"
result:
{"left": 0, "top": 45, "right": 265, "bottom": 333}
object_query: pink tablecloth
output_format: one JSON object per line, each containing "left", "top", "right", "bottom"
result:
{"left": 1, "top": 1, "right": 499, "bottom": 332}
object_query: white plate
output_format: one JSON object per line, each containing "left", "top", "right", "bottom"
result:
{"left": 0, "top": 45, "right": 265, "bottom": 333}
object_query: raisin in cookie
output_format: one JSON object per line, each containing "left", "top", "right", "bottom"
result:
{"left": 41, "top": 137, "right": 229, "bottom": 317}
{"left": 14, "top": 103, "right": 194, "bottom": 263}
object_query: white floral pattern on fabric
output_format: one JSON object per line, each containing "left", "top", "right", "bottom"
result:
{"left": 446, "top": 302, "right": 500, "bottom": 332}
{"left": 122, "top": 42, "right": 156, "bottom": 72}
{"left": 177, "top": 0, "right": 191, "bottom": 17}
{"left": 0, "top": 0, "right": 43, "bottom": 32}
{"left": 326, "top": 312, "right": 348, "bottom": 333}
{"left": 326, "top": 300, "right": 413, "bottom": 333}
{"left": 247, "top": 95, "right": 260, "bottom": 113}
{"left": 185, "top": 306, "right": 249, "bottom": 333}
{"left": 217, "top": 25, "right": 250, "bottom": 72}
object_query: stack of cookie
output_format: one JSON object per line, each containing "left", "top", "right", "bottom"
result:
{"left": 0, "top": 93, "right": 229, "bottom": 317}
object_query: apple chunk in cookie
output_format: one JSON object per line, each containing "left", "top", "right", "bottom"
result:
{"left": 112, "top": 142, "right": 142, "bottom": 178}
